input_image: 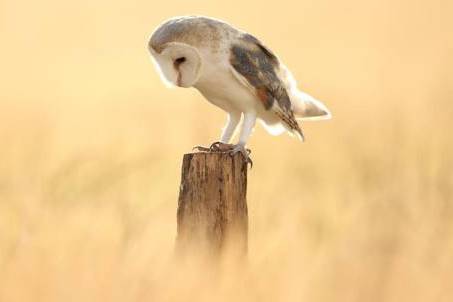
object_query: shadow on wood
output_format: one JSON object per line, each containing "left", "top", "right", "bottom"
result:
{"left": 176, "top": 152, "right": 248, "bottom": 259}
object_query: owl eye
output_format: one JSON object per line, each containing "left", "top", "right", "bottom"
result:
{"left": 174, "top": 57, "right": 186, "bottom": 68}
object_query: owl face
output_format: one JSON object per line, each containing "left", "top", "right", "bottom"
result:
{"left": 149, "top": 42, "right": 202, "bottom": 88}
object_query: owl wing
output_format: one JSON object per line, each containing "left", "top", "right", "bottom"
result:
{"left": 229, "top": 34, "right": 304, "bottom": 140}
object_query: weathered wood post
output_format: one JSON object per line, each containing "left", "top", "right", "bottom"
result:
{"left": 176, "top": 151, "right": 248, "bottom": 258}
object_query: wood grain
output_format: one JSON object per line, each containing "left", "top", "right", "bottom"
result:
{"left": 176, "top": 152, "right": 248, "bottom": 257}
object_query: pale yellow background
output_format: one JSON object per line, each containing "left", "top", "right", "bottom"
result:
{"left": 0, "top": 0, "right": 452, "bottom": 301}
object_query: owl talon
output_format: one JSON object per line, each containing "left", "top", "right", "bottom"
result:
{"left": 193, "top": 142, "right": 235, "bottom": 152}
{"left": 208, "top": 141, "right": 223, "bottom": 151}
{"left": 192, "top": 145, "right": 210, "bottom": 152}
{"left": 210, "top": 142, "right": 235, "bottom": 152}
{"left": 229, "top": 145, "right": 253, "bottom": 168}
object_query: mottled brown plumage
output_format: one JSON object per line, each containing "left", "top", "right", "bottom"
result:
{"left": 230, "top": 34, "right": 303, "bottom": 138}
{"left": 148, "top": 16, "right": 331, "bottom": 162}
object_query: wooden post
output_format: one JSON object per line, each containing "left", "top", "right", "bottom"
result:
{"left": 176, "top": 152, "right": 248, "bottom": 257}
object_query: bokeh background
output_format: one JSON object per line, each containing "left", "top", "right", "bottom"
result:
{"left": 1, "top": 0, "right": 452, "bottom": 301}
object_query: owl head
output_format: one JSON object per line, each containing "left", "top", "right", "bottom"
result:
{"left": 148, "top": 42, "right": 202, "bottom": 88}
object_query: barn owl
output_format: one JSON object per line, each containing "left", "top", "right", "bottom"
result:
{"left": 148, "top": 16, "right": 331, "bottom": 164}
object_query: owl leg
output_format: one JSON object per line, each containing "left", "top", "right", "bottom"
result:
{"left": 208, "top": 112, "right": 241, "bottom": 151}
{"left": 230, "top": 112, "right": 256, "bottom": 167}
{"left": 220, "top": 112, "right": 241, "bottom": 144}
{"left": 193, "top": 112, "right": 240, "bottom": 152}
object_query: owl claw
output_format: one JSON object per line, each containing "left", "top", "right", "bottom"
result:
{"left": 192, "top": 145, "right": 211, "bottom": 152}
{"left": 210, "top": 142, "right": 235, "bottom": 152}
{"left": 193, "top": 142, "right": 235, "bottom": 152}
{"left": 229, "top": 145, "right": 253, "bottom": 168}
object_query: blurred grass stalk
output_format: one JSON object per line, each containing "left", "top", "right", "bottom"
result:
{"left": 0, "top": 0, "right": 453, "bottom": 301}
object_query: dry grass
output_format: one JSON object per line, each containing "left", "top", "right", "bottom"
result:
{"left": 1, "top": 0, "right": 452, "bottom": 301}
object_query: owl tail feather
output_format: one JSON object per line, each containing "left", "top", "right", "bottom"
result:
{"left": 292, "top": 90, "right": 332, "bottom": 121}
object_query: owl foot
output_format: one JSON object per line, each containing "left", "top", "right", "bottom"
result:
{"left": 192, "top": 145, "right": 211, "bottom": 152}
{"left": 193, "top": 141, "right": 235, "bottom": 152}
{"left": 229, "top": 144, "right": 253, "bottom": 168}
{"left": 193, "top": 142, "right": 252, "bottom": 168}
{"left": 209, "top": 141, "right": 235, "bottom": 152}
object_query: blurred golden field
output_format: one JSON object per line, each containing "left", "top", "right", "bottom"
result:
{"left": 1, "top": 0, "right": 453, "bottom": 301}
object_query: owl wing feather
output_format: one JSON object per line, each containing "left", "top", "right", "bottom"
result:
{"left": 229, "top": 34, "right": 304, "bottom": 140}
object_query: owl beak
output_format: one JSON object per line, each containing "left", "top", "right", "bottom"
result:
{"left": 176, "top": 71, "right": 182, "bottom": 87}
{"left": 173, "top": 57, "right": 186, "bottom": 87}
